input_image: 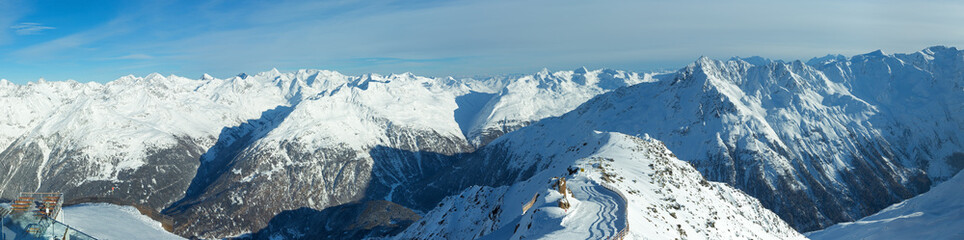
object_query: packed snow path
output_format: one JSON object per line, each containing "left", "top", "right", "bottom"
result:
{"left": 563, "top": 178, "right": 627, "bottom": 239}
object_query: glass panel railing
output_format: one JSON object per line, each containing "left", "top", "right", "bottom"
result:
{"left": 39, "top": 219, "right": 98, "bottom": 240}
{"left": 2, "top": 207, "right": 98, "bottom": 240}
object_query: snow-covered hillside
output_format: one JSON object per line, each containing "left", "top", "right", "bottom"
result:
{"left": 395, "top": 129, "right": 804, "bottom": 239}
{"left": 806, "top": 170, "right": 964, "bottom": 240}
{"left": 463, "top": 68, "right": 651, "bottom": 145}
{"left": 0, "top": 73, "right": 287, "bottom": 212}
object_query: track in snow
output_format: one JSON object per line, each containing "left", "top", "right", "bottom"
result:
{"left": 567, "top": 179, "right": 627, "bottom": 239}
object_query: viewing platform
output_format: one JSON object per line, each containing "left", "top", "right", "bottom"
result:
{"left": 1, "top": 192, "right": 97, "bottom": 240}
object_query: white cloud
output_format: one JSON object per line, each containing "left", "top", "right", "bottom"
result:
{"left": 11, "top": 22, "right": 54, "bottom": 35}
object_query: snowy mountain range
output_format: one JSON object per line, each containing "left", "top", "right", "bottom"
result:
{"left": 0, "top": 67, "right": 651, "bottom": 238}
{"left": 517, "top": 47, "right": 964, "bottom": 231}
{"left": 1, "top": 46, "right": 961, "bottom": 239}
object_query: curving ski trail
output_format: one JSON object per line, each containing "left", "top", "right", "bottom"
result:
{"left": 565, "top": 178, "right": 626, "bottom": 239}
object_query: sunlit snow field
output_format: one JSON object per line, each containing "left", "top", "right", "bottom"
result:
{"left": 61, "top": 203, "right": 184, "bottom": 240}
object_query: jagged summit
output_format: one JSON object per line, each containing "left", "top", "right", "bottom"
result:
{"left": 864, "top": 49, "right": 887, "bottom": 57}
{"left": 806, "top": 54, "right": 848, "bottom": 66}
{"left": 573, "top": 66, "right": 589, "bottom": 74}
{"left": 729, "top": 56, "right": 781, "bottom": 66}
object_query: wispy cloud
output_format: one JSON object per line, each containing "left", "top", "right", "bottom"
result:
{"left": 0, "top": 0, "right": 28, "bottom": 44}
{"left": 109, "top": 53, "right": 154, "bottom": 60}
{"left": 10, "top": 16, "right": 134, "bottom": 60}
{"left": 5, "top": 0, "right": 964, "bottom": 83}
{"left": 352, "top": 57, "right": 463, "bottom": 64}
{"left": 11, "top": 22, "right": 54, "bottom": 35}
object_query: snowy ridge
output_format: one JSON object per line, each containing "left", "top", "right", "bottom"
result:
{"left": 464, "top": 68, "right": 651, "bottom": 145}
{"left": 0, "top": 67, "right": 644, "bottom": 178}
{"left": 394, "top": 130, "right": 804, "bottom": 239}
{"left": 1, "top": 73, "right": 287, "bottom": 181}
{"left": 525, "top": 47, "right": 964, "bottom": 231}
{"left": 807, "top": 46, "right": 964, "bottom": 181}
{"left": 0, "top": 73, "right": 290, "bottom": 212}
{"left": 806, "top": 170, "right": 964, "bottom": 239}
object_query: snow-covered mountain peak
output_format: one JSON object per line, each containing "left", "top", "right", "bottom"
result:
{"left": 144, "top": 72, "right": 166, "bottom": 81}
{"left": 728, "top": 56, "right": 780, "bottom": 66}
{"left": 573, "top": 66, "right": 589, "bottom": 74}
{"left": 905, "top": 45, "right": 963, "bottom": 67}
{"left": 536, "top": 67, "right": 551, "bottom": 78}
{"left": 913, "top": 45, "right": 960, "bottom": 62}
{"left": 673, "top": 57, "right": 747, "bottom": 89}
{"left": 388, "top": 72, "right": 417, "bottom": 79}
{"left": 0, "top": 79, "right": 14, "bottom": 88}
{"left": 461, "top": 67, "right": 653, "bottom": 145}
{"left": 806, "top": 54, "right": 848, "bottom": 66}
{"left": 678, "top": 54, "right": 850, "bottom": 97}
{"left": 108, "top": 73, "right": 186, "bottom": 88}
{"left": 867, "top": 49, "right": 886, "bottom": 56}
{"left": 850, "top": 49, "right": 896, "bottom": 65}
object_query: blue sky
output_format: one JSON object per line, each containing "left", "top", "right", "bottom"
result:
{"left": 2, "top": 0, "right": 964, "bottom": 84}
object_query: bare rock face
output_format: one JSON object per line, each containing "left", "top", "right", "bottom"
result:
{"left": 0, "top": 72, "right": 289, "bottom": 214}
{"left": 161, "top": 101, "right": 475, "bottom": 238}
{"left": 239, "top": 200, "right": 421, "bottom": 240}
{"left": 0, "top": 134, "right": 205, "bottom": 212}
